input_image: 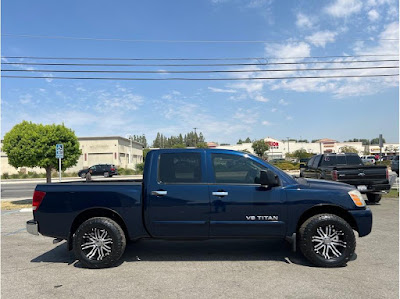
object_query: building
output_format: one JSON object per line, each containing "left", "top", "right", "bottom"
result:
{"left": 214, "top": 137, "right": 398, "bottom": 159}
{"left": 1, "top": 136, "right": 144, "bottom": 175}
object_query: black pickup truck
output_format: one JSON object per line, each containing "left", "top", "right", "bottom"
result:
{"left": 300, "top": 153, "right": 390, "bottom": 203}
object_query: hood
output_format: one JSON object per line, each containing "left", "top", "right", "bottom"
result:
{"left": 296, "top": 178, "right": 355, "bottom": 192}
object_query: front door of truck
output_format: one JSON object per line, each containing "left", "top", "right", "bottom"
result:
{"left": 207, "top": 152, "right": 286, "bottom": 237}
{"left": 145, "top": 151, "right": 210, "bottom": 238}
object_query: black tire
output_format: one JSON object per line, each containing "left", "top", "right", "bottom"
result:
{"left": 104, "top": 172, "right": 109, "bottom": 177}
{"left": 299, "top": 214, "right": 355, "bottom": 267}
{"left": 73, "top": 217, "right": 126, "bottom": 269}
{"left": 80, "top": 173, "right": 86, "bottom": 179}
{"left": 367, "top": 193, "right": 382, "bottom": 203}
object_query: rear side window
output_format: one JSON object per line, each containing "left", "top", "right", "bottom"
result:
{"left": 307, "top": 156, "right": 315, "bottom": 168}
{"left": 312, "top": 155, "right": 321, "bottom": 168}
{"left": 211, "top": 153, "right": 268, "bottom": 184}
{"left": 158, "top": 153, "right": 202, "bottom": 183}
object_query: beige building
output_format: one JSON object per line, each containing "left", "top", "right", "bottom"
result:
{"left": 1, "top": 136, "right": 144, "bottom": 175}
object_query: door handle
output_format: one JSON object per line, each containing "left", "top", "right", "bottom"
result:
{"left": 212, "top": 191, "right": 228, "bottom": 197}
{"left": 151, "top": 190, "right": 168, "bottom": 196}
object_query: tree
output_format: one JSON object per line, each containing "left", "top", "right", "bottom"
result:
{"left": 339, "top": 146, "right": 358, "bottom": 153}
{"left": 237, "top": 139, "right": 243, "bottom": 144}
{"left": 3, "top": 121, "right": 81, "bottom": 183}
{"left": 244, "top": 137, "right": 252, "bottom": 143}
{"left": 252, "top": 140, "right": 269, "bottom": 158}
{"left": 288, "top": 149, "right": 314, "bottom": 160}
{"left": 371, "top": 137, "right": 386, "bottom": 145}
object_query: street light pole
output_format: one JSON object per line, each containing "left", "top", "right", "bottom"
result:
{"left": 193, "top": 127, "right": 199, "bottom": 147}
{"left": 286, "top": 137, "right": 290, "bottom": 154}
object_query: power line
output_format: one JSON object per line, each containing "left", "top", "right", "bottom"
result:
{"left": 2, "top": 59, "right": 398, "bottom": 67}
{"left": 2, "top": 54, "right": 399, "bottom": 61}
{"left": 2, "top": 65, "right": 398, "bottom": 74}
{"left": 3, "top": 33, "right": 399, "bottom": 43}
{"left": 3, "top": 74, "right": 398, "bottom": 81}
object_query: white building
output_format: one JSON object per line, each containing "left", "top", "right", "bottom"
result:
{"left": 1, "top": 136, "right": 144, "bottom": 175}
{"left": 214, "top": 137, "right": 399, "bottom": 159}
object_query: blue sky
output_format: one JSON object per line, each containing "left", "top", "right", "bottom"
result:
{"left": 2, "top": 0, "right": 399, "bottom": 144}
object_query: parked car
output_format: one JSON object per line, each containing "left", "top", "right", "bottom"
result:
{"left": 299, "top": 158, "right": 310, "bottom": 166}
{"left": 269, "top": 158, "right": 286, "bottom": 163}
{"left": 78, "top": 164, "right": 118, "bottom": 178}
{"left": 391, "top": 155, "right": 399, "bottom": 176}
{"left": 300, "top": 153, "right": 390, "bottom": 203}
{"left": 27, "top": 149, "right": 372, "bottom": 269}
{"left": 361, "top": 156, "right": 376, "bottom": 164}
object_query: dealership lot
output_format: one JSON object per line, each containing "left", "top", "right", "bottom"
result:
{"left": 2, "top": 197, "right": 399, "bottom": 299}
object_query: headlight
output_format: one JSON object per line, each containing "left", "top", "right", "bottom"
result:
{"left": 348, "top": 190, "right": 366, "bottom": 207}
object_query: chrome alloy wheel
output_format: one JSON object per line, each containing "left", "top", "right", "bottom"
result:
{"left": 81, "top": 228, "right": 113, "bottom": 261}
{"left": 311, "top": 224, "right": 347, "bottom": 260}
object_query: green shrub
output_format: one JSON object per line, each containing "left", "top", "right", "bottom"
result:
{"left": 2, "top": 173, "right": 9, "bottom": 179}
{"left": 135, "top": 163, "right": 144, "bottom": 174}
{"left": 118, "top": 167, "right": 135, "bottom": 175}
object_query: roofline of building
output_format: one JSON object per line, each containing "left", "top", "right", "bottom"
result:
{"left": 78, "top": 136, "right": 143, "bottom": 147}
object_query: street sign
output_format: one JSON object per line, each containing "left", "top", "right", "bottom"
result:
{"left": 56, "top": 144, "right": 64, "bottom": 159}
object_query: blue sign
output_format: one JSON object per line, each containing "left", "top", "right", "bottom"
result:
{"left": 56, "top": 144, "right": 64, "bottom": 159}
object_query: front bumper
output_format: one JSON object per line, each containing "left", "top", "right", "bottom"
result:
{"left": 349, "top": 208, "right": 372, "bottom": 237}
{"left": 26, "top": 220, "right": 39, "bottom": 235}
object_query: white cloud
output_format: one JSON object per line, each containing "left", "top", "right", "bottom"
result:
{"left": 262, "top": 121, "right": 271, "bottom": 126}
{"left": 208, "top": 87, "right": 237, "bottom": 93}
{"left": 279, "top": 99, "right": 288, "bottom": 105}
{"left": 296, "top": 13, "right": 314, "bottom": 29}
{"left": 19, "top": 94, "right": 32, "bottom": 104}
{"left": 271, "top": 108, "right": 278, "bottom": 112}
{"left": 324, "top": 0, "right": 362, "bottom": 18}
{"left": 265, "top": 41, "right": 311, "bottom": 60}
{"left": 286, "top": 116, "right": 293, "bottom": 121}
{"left": 254, "top": 95, "right": 269, "bottom": 102}
{"left": 306, "top": 30, "right": 338, "bottom": 48}
{"left": 368, "top": 9, "right": 380, "bottom": 21}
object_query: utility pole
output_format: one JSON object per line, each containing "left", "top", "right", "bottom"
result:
{"left": 286, "top": 137, "right": 290, "bottom": 154}
{"left": 193, "top": 127, "right": 199, "bottom": 147}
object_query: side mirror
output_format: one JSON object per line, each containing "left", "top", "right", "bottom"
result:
{"left": 260, "top": 170, "right": 279, "bottom": 187}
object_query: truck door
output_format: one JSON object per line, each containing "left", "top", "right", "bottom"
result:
{"left": 145, "top": 151, "right": 210, "bottom": 238}
{"left": 207, "top": 152, "right": 286, "bottom": 237}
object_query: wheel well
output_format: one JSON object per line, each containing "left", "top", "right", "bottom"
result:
{"left": 68, "top": 208, "right": 129, "bottom": 250}
{"left": 296, "top": 205, "right": 358, "bottom": 233}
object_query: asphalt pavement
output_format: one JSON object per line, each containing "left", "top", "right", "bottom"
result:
{"left": 1, "top": 197, "right": 398, "bottom": 298}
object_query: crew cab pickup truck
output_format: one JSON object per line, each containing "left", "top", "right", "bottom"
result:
{"left": 27, "top": 149, "right": 372, "bottom": 269}
{"left": 300, "top": 153, "right": 390, "bottom": 203}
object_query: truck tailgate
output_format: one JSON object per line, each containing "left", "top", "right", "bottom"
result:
{"left": 335, "top": 165, "right": 388, "bottom": 185}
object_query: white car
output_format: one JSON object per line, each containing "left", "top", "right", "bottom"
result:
{"left": 361, "top": 155, "right": 376, "bottom": 164}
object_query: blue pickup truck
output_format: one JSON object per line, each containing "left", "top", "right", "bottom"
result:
{"left": 27, "top": 149, "right": 372, "bottom": 268}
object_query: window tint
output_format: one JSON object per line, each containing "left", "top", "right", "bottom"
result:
{"left": 307, "top": 156, "right": 315, "bottom": 168}
{"left": 158, "top": 153, "right": 202, "bottom": 183}
{"left": 312, "top": 155, "right": 320, "bottom": 168}
{"left": 211, "top": 153, "right": 268, "bottom": 184}
{"left": 346, "top": 155, "right": 362, "bottom": 165}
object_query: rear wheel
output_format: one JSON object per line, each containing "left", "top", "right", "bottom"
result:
{"left": 73, "top": 217, "right": 126, "bottom": 269}
{"left": 80, "top": 173, "right": 86, "bottom": 179}
{"left": 367, "top": 193, "right": 382, "bottom": 203}
{"left": 299, "top": 214, "right": 355, "bottom": 267}
{"left": 104, "top": 172, "right": 109, "bottom": 177}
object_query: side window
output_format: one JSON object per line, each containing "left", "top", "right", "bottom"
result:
{"left": 312, "top": 155, "right": 321, "bottom": 168}
{"left": 211, "top": 153, "right": 268, "bottom": 184}
{"left": 307, "top": 156, "right": 315, "bottom": 168}
{"left": 158, "top": 153, "right": 202, "bottom": 183}
{"left": 90, "top": 166, "right": 96, "bottom": 171}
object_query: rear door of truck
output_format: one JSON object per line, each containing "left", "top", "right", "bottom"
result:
{"left": 144, "top": 150, "right": 210, "bottom": 238}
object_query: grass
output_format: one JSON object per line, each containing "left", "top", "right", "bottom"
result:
{"left": 383, "top": 189, "right": 399, "bottom": 198}
{"left": 1, "top": 199, "right": 32, "bottom": 210}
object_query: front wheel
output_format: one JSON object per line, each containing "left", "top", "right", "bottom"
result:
{"left": 73, "top": 217, "right": 126, "bottom": 269}
{"left": 299, "top": 214, "right": 356, "bottom": 267}
{"left": 367, "top": 193, "right": 382, "bottom": 203}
